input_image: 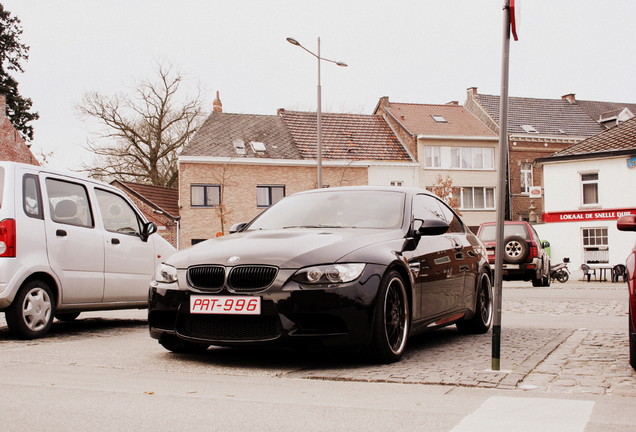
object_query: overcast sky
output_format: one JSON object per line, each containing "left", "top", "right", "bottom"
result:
{"left": 4, "top": 0, "right": 636, "bottom": 171}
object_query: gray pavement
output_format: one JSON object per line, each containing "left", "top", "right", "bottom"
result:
{"left": 1, "top": 279, "right": 634, "bottom": 398}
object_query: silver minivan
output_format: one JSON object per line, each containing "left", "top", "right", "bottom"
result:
{"left": 0, "top": 161, "right": 175, "bottom": 338}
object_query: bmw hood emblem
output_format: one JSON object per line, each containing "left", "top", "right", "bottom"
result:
{"left": 227, "top": 256, "right": 240, "bottom": 264}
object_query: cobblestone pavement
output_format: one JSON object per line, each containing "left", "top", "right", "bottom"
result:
{"left": 286, "top": 281, "right": 636, "bottom": 396}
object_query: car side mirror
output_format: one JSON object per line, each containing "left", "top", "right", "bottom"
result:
{"left": 542, "top": 240, "right": 550, "bottom": 248}
{"left": 229, "top": 222, "right": 248, "bottom": 234}
{"left": 414, "top": 218, "right": 449, "bottom": 236}
{"left": 141, "top": 221, "right": 157, "bottom": 242}
{"left": 617, "top": 214, "right": 636, "bottom": 232}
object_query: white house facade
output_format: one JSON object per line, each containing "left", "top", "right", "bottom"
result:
{"left": 534, "top": 118, "right": 636, "bottom": 281}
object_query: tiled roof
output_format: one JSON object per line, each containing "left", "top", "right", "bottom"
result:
{"left": 543, "top": 116, "right": 636, "bottom": 160}
{"left": 182, "top": 112, "right": 300, "bottom": 159}
{"left": 384, "top": 103, "right": 496, "bottom": 137}
{"left": 115, "top": 181, "right": 180, "bottom": 219}
{"left": 279, "top": 110, "right": 413, "bottom": 161}
{"left": 576, "top": 99, "right": 636, "bottom": 123}
{"left": 473, "top": 93, "right": 606, "bottom": 137}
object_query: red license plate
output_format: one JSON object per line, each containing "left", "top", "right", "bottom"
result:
{"left": 190, "top": 295, "right": 261, "bottom": 315}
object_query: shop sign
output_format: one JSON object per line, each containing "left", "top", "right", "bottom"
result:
{"left": 627, "top": 156, "right": 636, "bottom": 168}
{"left": 543, "top": 208, "right": 636, "bottom": 223}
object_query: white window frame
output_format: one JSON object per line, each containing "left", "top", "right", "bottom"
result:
{"left": 580, "top": 172, "right": 599, "bottom": 206}
{"left": 459, "top": 187, "right": 495, "bottom": 210}
{"left": 424, "top": 146, "right": 494, "bottom": 170}
{"left": 520, "top": 162, "right": 533, "bottom": 194}
{"left": 582, "top": 227, "right": 609, "bottom": 263}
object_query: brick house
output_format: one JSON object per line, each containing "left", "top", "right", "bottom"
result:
{"left": 178, "top": 98, "right": 417, "bottom": 247}
{"left": 111, "top": 181, "right": 179, "bottom": 248}
{"left": 374, "top": 97, "right": 498, "bottom": 230}
{"left": 0, "top": 94, "right": 39, "bottom": 165}
{"left": 464, "top": 87, "right": 614, "bottom": 222}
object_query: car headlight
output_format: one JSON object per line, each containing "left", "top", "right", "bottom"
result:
{"left": 155, "top": 263, "right": 178, "bottom": 284}
{"left": 292, "top": 263, "right": 366, "bottom": 285}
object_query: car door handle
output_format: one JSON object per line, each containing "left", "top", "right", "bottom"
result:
{"left": 56, "top": 229, "right": 67, "bottom": 237}
{"left": 111, "top": 238, "right": 120, "bottom": 245}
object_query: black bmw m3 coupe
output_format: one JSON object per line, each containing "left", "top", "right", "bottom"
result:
{"left": 149, "top": 186, "right": 493, "bottom": 363}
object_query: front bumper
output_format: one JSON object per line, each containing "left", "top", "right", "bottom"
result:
{"left": 148, "top": 264, "right": 385, "bottom": 349}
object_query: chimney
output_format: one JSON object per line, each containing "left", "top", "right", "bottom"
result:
{"left": 562, "top": 93, "right": 576, "bottom": 104}
{"left": 213, "top": 91, "right": 222, "bottom": 112}
{"left": 446, "top": 101, "right": 459, "bottom": 106}
{"left": 467, "top": 87, "right": 478, "bottom": 97}
{"left": 0, "top": 94, "right": 6, "bottom": 121}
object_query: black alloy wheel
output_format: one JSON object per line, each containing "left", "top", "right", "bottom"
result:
{"left": 366, "top": 270, "right": 410, "bottom": 363}
{"left": 457, "top": 272, "right": 493, "bottom": 334}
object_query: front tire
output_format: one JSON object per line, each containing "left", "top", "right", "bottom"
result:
{"left": 365, "top": 270, "right": 410, "bottom": 364}
{"left": 6, "top": 280, "right": 56, "bottom": 339}
{"left": 457, "top": 272, "right": 493, "bottom": 334}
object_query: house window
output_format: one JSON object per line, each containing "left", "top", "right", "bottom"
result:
{"left": 191, "top": 184, "right": 221, "bottom": 207}
{"left": 581, "top": 173, "right": 598, "bottom": 205}
{"left": 257, "top": 185, "right": 285, "bottom": 207}
{"left": 424, "top": 146, "right": 441, "bottom": 168}
{"left": 425, "top": 146, "right": 494, "bottom": 170}
{"left": 431, "top": 115, "right": 447, "bottom": 123}
{"left": 582, "top": 227, "right": 608, "bottom": 263}
{"left": 521, "top": 163, "right": 533, "bottom": 194}
{"left": 460, "top": 187, "right": 495, "bottom": 210}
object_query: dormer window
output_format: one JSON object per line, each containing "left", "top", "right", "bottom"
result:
{"left": 232, "top": 139, "right": 246, "bottom": 155}
{"left": 521, "top": 124, "right": 538, "bottom": 134}
{"left": 250, "top": 141, "right": 267, "bottom": 153}
{"left": 431, "top": 115, "right": 447, "bottom": 123}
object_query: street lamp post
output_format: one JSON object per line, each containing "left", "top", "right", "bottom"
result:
{"left": 286, "top": 37, "right": 347, "bottom": 188}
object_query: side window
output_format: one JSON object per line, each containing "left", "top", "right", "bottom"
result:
{"left": 412, "top": 194, "right": 446, "bottom": 222}
{"left": 95, "top": 189, "right": 142, "bottom": 236}
{"left": 23, "top": 174, "right": 43, "bottom": 219}
{"left": 46, "top": 178, "right": 94, "bottom": 228}
{"left": 436, "top": 199, "right": 465, "bottom": 233}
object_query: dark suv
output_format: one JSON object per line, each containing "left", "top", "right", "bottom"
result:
{"left": 477, "top": 221, "right": 551, "bottom": 287}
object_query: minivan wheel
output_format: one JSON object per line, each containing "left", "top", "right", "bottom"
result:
{"left": 6, "top": 280, "right": 56, "bottom": 339}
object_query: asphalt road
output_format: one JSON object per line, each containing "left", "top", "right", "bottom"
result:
{"left": 0, "top": 280, "right": 634, "bottom": 431}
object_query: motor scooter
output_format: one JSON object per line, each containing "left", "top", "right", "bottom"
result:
{"left": 550, "top": 257, "right": 570, "bottom": 283}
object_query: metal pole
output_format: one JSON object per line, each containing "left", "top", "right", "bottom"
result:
{"left": 492, "top": 0, "right": 512, "bottom": 371}
{"left": 316, "top": 37, "right": 323, "bottom": 189}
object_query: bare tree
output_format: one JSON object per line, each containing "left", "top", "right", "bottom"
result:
{"left": 431, "top": 174, "right": 462, "bottom": 215}
{"left": 77, "top": 63, "right": 205, "bottom": 188}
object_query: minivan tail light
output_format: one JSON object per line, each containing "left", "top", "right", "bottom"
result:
{"left": 0, "top": 218, "right": 16, "bottom": 257}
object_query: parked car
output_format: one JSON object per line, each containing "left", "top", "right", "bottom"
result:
{"left": 149, "top": 186, "right": 493, "bottom": 363}
{"left": 0, "top": 161, "right": 175, "bottom": 339}
{"left": 476, "top": 221, "right": 551, "bottom": 287}
{"left": 617, "top": 214, "right": 636, "bottom": 370}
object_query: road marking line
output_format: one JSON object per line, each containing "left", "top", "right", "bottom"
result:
{"left": 451, "top": 396, "right": 594, "bottom": 432}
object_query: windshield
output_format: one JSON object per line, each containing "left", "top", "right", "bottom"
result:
{"left": 479, "top": 224, "right": 528, "bottom": 241}
{"left": 248, "top": 190, "right": 405, "bottom": 230}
